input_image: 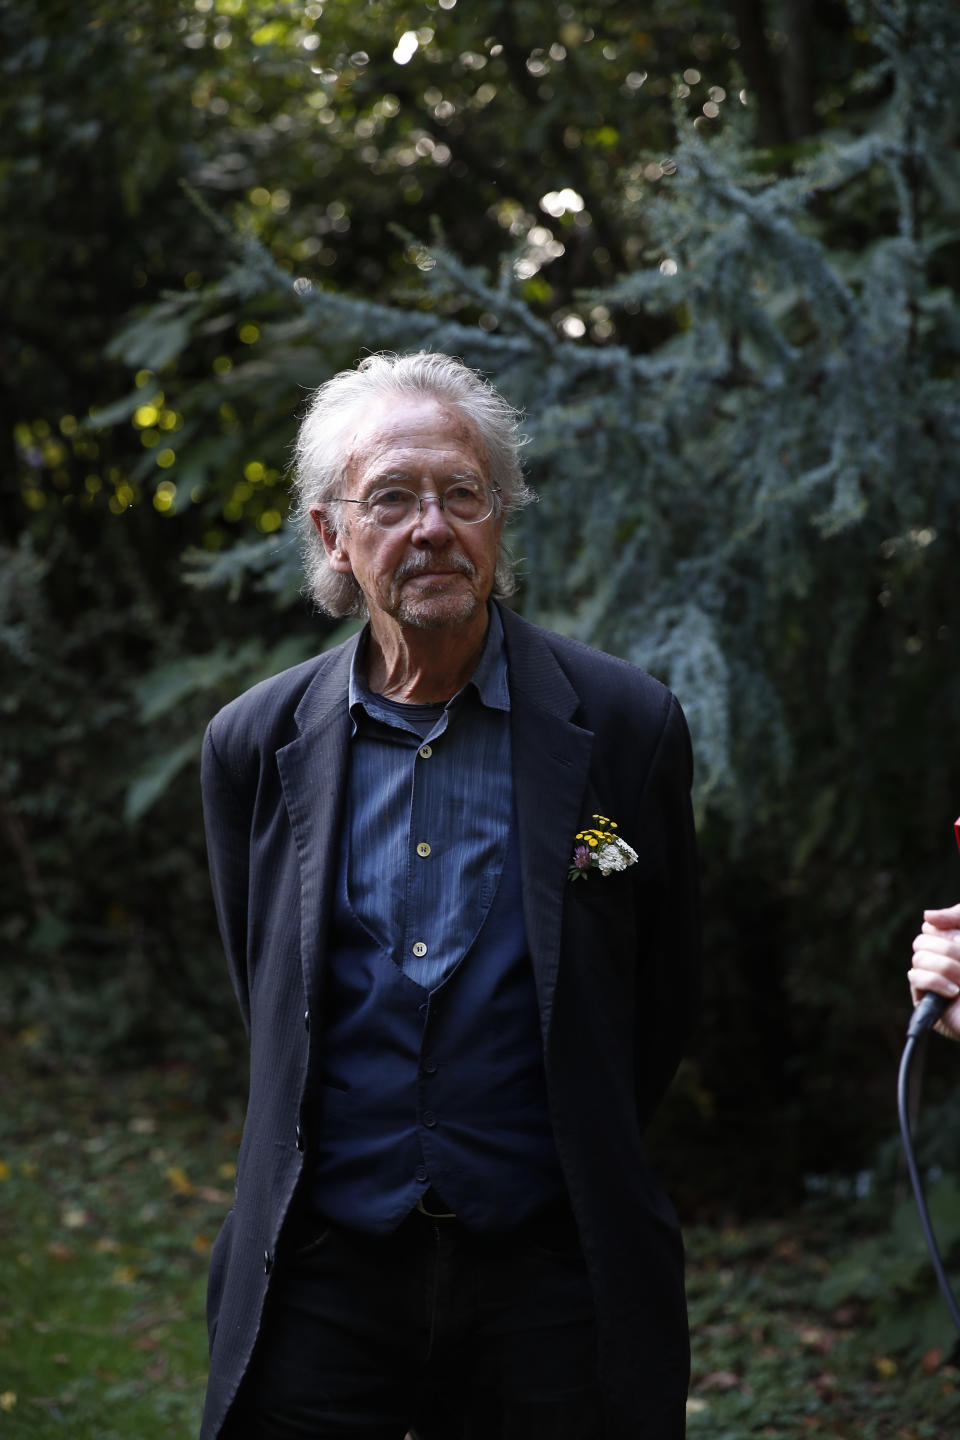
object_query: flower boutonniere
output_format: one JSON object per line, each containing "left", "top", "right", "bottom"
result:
{"left": 569, "top": 814, "right": 638, "bottom": 882}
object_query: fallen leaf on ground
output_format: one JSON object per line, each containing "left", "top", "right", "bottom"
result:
{"left": 921, "top": 1347, "right": 943, "bottom": 1375}
{"left": 695, "top": 1370, "right": 742, "bottom": 1392}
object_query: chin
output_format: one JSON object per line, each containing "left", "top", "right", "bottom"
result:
{"left": 396, "top": 592, "right": 481, "bottom": 630}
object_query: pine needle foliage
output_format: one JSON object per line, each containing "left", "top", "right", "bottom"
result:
{"left": 117, "top": 0, "right": 960, "bottom": 846}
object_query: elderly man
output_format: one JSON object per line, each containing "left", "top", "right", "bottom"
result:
{"left": 199, "top": 352, "right": 701, "bottom": 1440}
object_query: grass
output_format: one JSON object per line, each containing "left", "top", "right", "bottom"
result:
{"left": 1, "top": 1040, "right": 957, "bottom": 1438}
{"left": 0, "top": 1048, "right": 240, "bottom": 1438}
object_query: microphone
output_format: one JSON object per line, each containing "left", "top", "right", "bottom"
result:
{"left": 906, "top": 813, "right": 960, "bottom": 1038}
{"left": 907, "top": 991, "right": 950, "bottom": 1038}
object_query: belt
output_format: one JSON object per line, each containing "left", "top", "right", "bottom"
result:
{"left": 415, "top": 1186, "right": 458, "bottom": 1219}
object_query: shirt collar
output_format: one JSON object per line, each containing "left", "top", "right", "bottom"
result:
{"left": 348, "top": 603, "right": 510, "bottom": 727}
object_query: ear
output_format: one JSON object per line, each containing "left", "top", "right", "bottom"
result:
{"left": 309, "top": 505, "right": 353, "bottom": 575}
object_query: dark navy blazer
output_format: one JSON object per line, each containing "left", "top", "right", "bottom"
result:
{"left": 198, "top": 602, "right": 701, "bottom": 1440}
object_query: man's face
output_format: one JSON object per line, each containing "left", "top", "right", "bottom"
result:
{"left": 312, "top": 397, "right": 503, "bottom": 633}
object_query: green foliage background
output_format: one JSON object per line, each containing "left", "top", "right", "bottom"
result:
{"left": 3, "top": 0, "right": 960, "bottom": 1233}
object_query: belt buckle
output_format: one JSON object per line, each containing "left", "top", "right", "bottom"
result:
{"left": 416, "top": 1189, "right": 457, "bottom": 1219}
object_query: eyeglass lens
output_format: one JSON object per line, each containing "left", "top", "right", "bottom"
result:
{"left": 365, "top": 482, "right": 494, "bottom": 527}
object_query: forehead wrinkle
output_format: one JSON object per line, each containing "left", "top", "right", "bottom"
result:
{"left": 341, "top": 398, "right": 490, "bottom": 490}
{"left": 369, "top": 466, "right": 482, "bottom": 487}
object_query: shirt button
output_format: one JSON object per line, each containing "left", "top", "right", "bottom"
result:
{"left": 418, "top": 744, "right": 433, "bottom": 759}
{"left": 422, "top": 1111, "right": 437, "bottom": 1128}
{"left": 416, "top": 842, "right": 431, "bottom": 858}
{"left": 412, "top": 941, "right": 428, "bottom": 958}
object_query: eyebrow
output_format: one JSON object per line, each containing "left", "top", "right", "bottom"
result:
{"left": 360, "top": 468, "right": 482, "bottom": 493}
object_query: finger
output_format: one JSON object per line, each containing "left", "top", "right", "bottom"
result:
{"left": 919, "top": 922, "right": 960, "bottom": 939}
{"left": 914, "top": 932, "right": 960, "bottom": 957}
{"left": 922, "top": 903, "right": 960, "bottom": 927}
{"left": 908, "top": 966, "right": 960, "bottom": 1004}
{"left": 909, "top": 951, "right": 960, "bottom": 991}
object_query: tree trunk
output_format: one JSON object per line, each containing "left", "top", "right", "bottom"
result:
{"left": 730, "top": 0, "right": 788, "bottom": 148}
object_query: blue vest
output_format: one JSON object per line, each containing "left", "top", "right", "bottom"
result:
{"left": 308, "top": 822, "right": 565, "bottom": 1233}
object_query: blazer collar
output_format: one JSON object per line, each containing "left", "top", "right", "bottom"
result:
{"left": 293, "top": 629, "right": 360, "bottom": 735}
{"left": 499, "top": 605, "right": 594, "bottom": 1044}
{"left": 278, "top": 632, "right": 358, "bottom": 1008}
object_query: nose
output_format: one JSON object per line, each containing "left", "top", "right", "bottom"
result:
{"left": 411, "top": 493, "right": 455, "bottom": 543}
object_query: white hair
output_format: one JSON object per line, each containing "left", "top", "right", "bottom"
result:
{"left": 289, "top": 351, "right": 536, "bottom": 617}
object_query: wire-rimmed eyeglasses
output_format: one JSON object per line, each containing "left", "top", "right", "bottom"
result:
{"left": 330, "top": 481, "right": 502, "bottom": 529}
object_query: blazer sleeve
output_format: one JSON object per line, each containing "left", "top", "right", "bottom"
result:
{"left": 201, "top": 721, "right": 253, "bottom": 1034}
{"left": 633, "top": 693, "right": 701, "bottom": 1130}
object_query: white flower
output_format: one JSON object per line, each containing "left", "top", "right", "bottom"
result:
{"left": 568, "top": 814, "right": 638, "bottom": 882}
{"left": 597, "top": 839, "right": 638, "bottom": 875}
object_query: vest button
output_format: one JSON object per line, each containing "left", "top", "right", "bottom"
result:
{"left": 303, "top": 1009, "right": 310, "bottom": 1032}
{"left": 295, "top": 1123, "right": 304, "bottom": 1152}
{"left": 422, "top": 1111, "right": 437, "bottom": 1128}
{"left": 422, "top": 1058, "right": 437, "bottom": 1075}
{"left": 418, "top": 744, "right": 433, "bottom": 759}
{"left": 415, "top": 1165, "right": 429, "bottom": 1182}
{"left": 412, "top": 941, "right": 427, "bottom": 958}
{"left": 264, "top": 1250, "right": 273, "bottom": 1275}
{"left": 416, "top": 842, "right": 431, "bottom": 858}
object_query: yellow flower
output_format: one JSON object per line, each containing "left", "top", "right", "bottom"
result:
{"left": 570, "top": 813, "right": 636, "bottom": 883}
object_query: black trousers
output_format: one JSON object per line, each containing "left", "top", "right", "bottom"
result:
{"left": 229, "top": 1201, "right": 604, "bottom": 1440}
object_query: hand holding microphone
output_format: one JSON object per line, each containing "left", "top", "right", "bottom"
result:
{"left": 908, "top": 904, "right": 960, "bottom": 1040}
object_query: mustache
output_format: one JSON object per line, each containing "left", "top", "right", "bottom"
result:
{"left": 393, "top": 551, "right": 477, "bottom": 583}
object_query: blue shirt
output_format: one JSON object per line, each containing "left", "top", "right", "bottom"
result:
{"left": 346, "top": 606, "right": 513, "bottom": 990}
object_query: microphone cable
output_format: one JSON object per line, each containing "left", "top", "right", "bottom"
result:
{"left": 897, "top": 992, "right": 960, "bottom": 1337}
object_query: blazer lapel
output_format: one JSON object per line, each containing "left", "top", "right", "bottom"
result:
{"left": 501, "top": 607, "right": 594, "bottom": 1047}
{"left": 276, "top": 637, "right": 357, "bottom": 1007}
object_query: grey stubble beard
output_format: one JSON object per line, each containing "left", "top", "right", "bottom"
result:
{"left": 390, "top": 550, "right": 482, "bottom": 630}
